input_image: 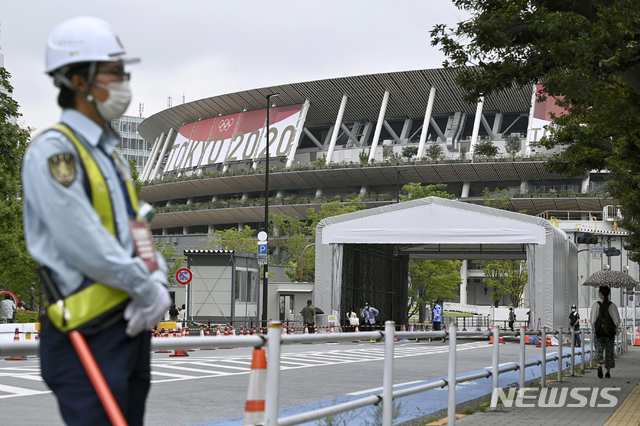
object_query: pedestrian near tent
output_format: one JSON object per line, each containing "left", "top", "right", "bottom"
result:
{"left": 1, "top": 294, "right": 15, "bottom": 324}
{"left": 508, "top": 307, "right": 516, "bottom": 331}
{"left": 169, "top": 303, "right": 179, "bottom": 321}
{"left": 346, "top": 307, "right": 359, "bottom": 332}
{"left": 361, "top": 302, "right": 379, "bottom": 332}
{"left": 569, "top": 304, "right": 581, "bottom": 347}
{"left": 22, "top": 17, "right": 171, "bottom": 426}
{"left": 591, "top": 286, "right": 620, "bottom": 379}
{"left": 300, "top": 299, "right": 316, "bottom": 333}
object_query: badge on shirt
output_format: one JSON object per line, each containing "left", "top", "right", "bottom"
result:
{"left": 48, "top": 154, "right": 76, "bottom": 187}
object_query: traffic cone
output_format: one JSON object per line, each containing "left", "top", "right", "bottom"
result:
{"left": 156, "top": 328, "right": 171, "bottom": 353}
{"left": 201, "top": 327, "right": 215, "bottom": 351}
{"left": 243, "top": 348, "right": 267, "bottom": 425}
{"left": 353, "top": 325, "right": 360, "bottom": 343}
{"left": 170, "top": 346, "right": 190, "bottom": 357}
{"left": 635, "top": 328, "right": 640, "bottom": 346}
{"left": 200, "top": 327, "right": 205, "bottom": 337}
{"left": 205, "top": 328, "right": 211, "bottom": 337}
{"left": 330, "top": 325, "right": 334, "bottom": 334}
{"left": 304, "top": 325, "right": 309, "bottom": 335}
{"left": 489, "top": 325, "right": 494, "bottom": 344}
{"left": 5, "top": 328, "right": 27, "bottom": 361}
{"left": 246, "top": 327, "right": 250, "bottom": 336}
{"left": 259, "top": 327, "right": 264, "bottom": 336}
{"left": 216, "top": 327, "right": 221, "bottom": 337}
{"left": 282, "top": 324, "right": 287, "bottom": 334}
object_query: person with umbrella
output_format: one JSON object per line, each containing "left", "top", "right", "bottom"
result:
{"left": 591, "top": 286, "right": 621, "bottom": 378}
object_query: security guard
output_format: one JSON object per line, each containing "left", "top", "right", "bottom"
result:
{"left": 22, "top": 17, "right": 171, "bottom": 426}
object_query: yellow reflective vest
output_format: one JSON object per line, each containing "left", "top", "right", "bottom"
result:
{"left": 46, "top": 124, "right": 139, "bottom": 332}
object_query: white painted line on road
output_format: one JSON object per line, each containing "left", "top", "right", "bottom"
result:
{"left": 188, "top": 362, "right": 250, "bottom": 371}
{"left": 12, "top": 375, "right": 43, "bottom": 382}
{"left": 153, "top": 365, "right": 233, "bottom": 376}
{"left": 151, "top": 371, "right": 198, "bottom": 379}
{"left": 347, "top": 380, "right": 425, "bottom": 396}
{"left": 0, "top": 384, "right": 50, "bottom": 399}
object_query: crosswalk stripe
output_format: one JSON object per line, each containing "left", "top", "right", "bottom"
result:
{"left": 187, "top": 362, "right": 250, "bottom": 371}
{"left": 0, "top": 384, "right": 50, "bottom": 399}
{"left": 153, "top": 364, "right": 232, "bottom": 375}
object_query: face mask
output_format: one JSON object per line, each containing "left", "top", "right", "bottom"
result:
{"left": 93, "top": 80, "right": 131, "bottom": 121}
{"left": 571, "top": 309, "right": 576, "bottom": 312}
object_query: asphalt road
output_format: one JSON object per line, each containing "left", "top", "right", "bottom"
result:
{"left": 0, "top": 337, "right": 550, "bottom": 425}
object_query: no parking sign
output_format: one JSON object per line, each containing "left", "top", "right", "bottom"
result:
{"left": 175, "top": 268, "right": 192, "bottom": 285}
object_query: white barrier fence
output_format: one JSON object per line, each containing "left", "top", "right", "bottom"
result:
{"left": 1, "top": 322, "right": 627, "bottom": 426}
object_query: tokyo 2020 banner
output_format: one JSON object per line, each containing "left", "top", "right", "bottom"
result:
{"left": 164, "top": 104, "right": 303, "bottom": 172}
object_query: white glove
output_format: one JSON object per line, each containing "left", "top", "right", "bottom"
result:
{"left": 124, "top": 279, "right": 171, "bottom": 337}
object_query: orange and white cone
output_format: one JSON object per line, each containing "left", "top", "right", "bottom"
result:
{"left": 304, "top": 325, "right": 309, "bottom": 335}
{"left": 216, "top": 327, "right": 221, "bottom": 337}
{"left": 200, "top": 327, "right": 205, "bottom": 337}
{"left": 634, "top": 328, "right": 640, "bottom": 346}
{"left": 330, "top": 326, "right": 334, "bottom": 334}
{"left": 243, "top": 348, "right": 267, "bottom": 425}
{"left": 5, "top": 328, "right": 27, "bottom": 361}
{"left": 353, "top": 325, "right": 361, "bottom": 343}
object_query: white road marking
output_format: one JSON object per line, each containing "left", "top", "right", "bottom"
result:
{"left": 153, "top": 365, "right": 231, "bottom": 375}
{"left": 188, "top": 362, "right": 250, "bottom": 371}
{"left": 348, "top": 380, "right": 426, "bottom": 396}
{"left": 0, "top": 384, "right": 50, "bottom": 399}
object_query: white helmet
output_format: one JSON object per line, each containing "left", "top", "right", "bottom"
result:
{"left": 46, "top": 16, "right": 138, "bottom": 74}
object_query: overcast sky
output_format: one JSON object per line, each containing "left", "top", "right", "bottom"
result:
{"left": 2, "top": 0, "right": 467, "bottom": 132}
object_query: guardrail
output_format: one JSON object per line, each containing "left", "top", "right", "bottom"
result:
{"left": 0, "top": 323, "right": 628, "bottom": 426}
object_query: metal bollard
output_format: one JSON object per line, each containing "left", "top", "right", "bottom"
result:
{"left": 570, "top": 327, "right": 575, "bottom": 376}
{"left": 382, "top": 321, "right": 395, "bottom": 426}
{"left": 541, "top": 328, "right": 547, "bottom": 388}
{"left": 448, "top": 324, "right": 458, "bottom": 426}
{"left": 492, "top": 326, "right": 500, "bottom": 392}
{"left": 519, "top": 325, "right": 526, "bottom": 390}
{"left": 580, "top": 330, "right": 585, "bottom": 372}
{"left": 264, "top": 321, "right": 282, "bottom": 426}
{"left": 557, "top": 327, "right": 563, "bottom": 382}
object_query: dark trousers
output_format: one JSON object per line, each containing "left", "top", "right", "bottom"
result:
{"left": 304, "top": 323, "right": 315, "bottom": 333}
{"left": 573, "top": 328, "right": 582, "bottom": 346}
{"left": 41, "top": 318, "right": 151, "bottom": 426}
{"left": 363, "top": 322, "right": 374, "bottom": 332}
{"left": 433, "top": 321, "right": 442, "bottom": 331}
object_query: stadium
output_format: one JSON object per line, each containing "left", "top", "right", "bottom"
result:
{"left": 136, "top": 66, "right": 629, "bottom": 328}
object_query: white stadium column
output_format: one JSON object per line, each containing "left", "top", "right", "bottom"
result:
{"left": 326, "top": 95, "right": 348, "bottom": 163}
{"left": 141, "top": 134, "right": 161, "bottom": 181}
{"left": 151, "top": 127, "right": 175, "bottom": 181}
{"left": 468, "top": 96, "right": 484, "bottom": 159}
{"left": 368, "top": 91, "right": 390, "bottom": 163}
{"left": 461, "top": 182, "right": 470, "bottom": 198}
{"left": 417, "top": 87, "right": 436, "bottom": 159}
{"left": 286, "top": 99, "right": 311, "bottom": 168}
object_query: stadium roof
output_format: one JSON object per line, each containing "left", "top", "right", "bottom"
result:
{"left": 138, "top": 67, "right": 533, "bottom": 142}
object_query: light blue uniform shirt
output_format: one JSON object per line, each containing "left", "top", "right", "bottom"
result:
{"left": 361, "top": 306, "right": 379, "bottom": 324}
{"left": 432, "top": 304, "right": 442, "bottom": 323}
{"left": 22, "top": 109, "right": 165, "bottom": 307}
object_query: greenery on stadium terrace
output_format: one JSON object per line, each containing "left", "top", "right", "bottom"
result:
{"left": 431, "top": 0, "right": 640, "bottom": 261}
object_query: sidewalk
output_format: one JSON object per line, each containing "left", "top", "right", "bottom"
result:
{"left": 455, "top": 347, "right": 640, "bottom": 426}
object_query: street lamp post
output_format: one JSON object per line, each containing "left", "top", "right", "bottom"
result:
{"left": 262, "top": 93, "right": 280, "bottom": 327}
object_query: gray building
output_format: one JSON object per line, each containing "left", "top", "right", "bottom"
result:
{"left": 111, "top": 115, "right": 152, "bottom": 174}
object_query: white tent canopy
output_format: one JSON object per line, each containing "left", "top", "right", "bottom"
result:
{"left": 315, "top": 197, "right": 577, "bottom": 329}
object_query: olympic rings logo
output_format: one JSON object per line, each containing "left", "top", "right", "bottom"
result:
{"left": 218, "top": 118, "right": 235, "bottom": 132}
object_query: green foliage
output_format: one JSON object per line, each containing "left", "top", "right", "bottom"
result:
{"left": 14, "top": 310, "right": 39, "bottom": 323}
{"left": 504, "top": 134, "right": 521, "bottom": 156}
{"left": 359, "top": 149, "right": 370, "bottom": 164}
{"left": 459, "top": 147, "right": 468, "bottom": 160}
{"left": 473, "top": 140, "right": 499, "bottom": 158}
{"left": 154, "top": 241, "right": 186, "bottom": 286}
{"left": 314, "top": 156, "right": 327, "bottom": 167}
{"left": 425, "top": 143, "right": 443, "bottom": 160}
{"left": 363, "top": 400, "right": 403, "bottom": 426}
{"left": 206, "top": 226, "right": 258, "bottom": 253}
{"left": 408, "top": 259, "right": 463, "bottom": 319}
{"left": 480, "top": 260, "right": 528, "bottom": 307}
{"left": 0, "top": 67, "right": 38, "bottom": 299}
{"left": 482, "top": 187, "right": 512, "bottom": 210}
{"left": 306, "top": 198, "right": 365, "bottom": 230}
{"left": 402, "top": 146, "right": 418, "bottom": 159}
{"left": 128, "top": 159, "right": 142, "bottom": 195}
{"left": 270, "top": 213, "right": 315, "bottom": 282}
{"left": 431, "top": 0, "right": 640, "bottom": 262}
{"left": 399, "top": 183, "right": 455, "bottom": 202}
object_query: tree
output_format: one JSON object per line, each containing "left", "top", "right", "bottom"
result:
{"left": 399, "top": 183, "right": 453, "bottom": 202}
{"left": 480, "top": 260, "right": 528, "bottom": 307}
{"left": 204, "top": 226, "right": 258, "bottom": 253}
{"left": 407, "top": 259, "right": 462, "bottom": 321}
{"left": 154, "top": 241, "right": 186, "bottom": 286}
{"left": 431, "top": 0, "right": 640, "bottom": 261}
{"left": 481, "top": 187, "right": 512, "bottom": 211}
{"left": 504, "top": 134, "right": 521, "bottom": 156}
{"left": 270, "top": 213, "right": 314, "bottom": 282}
{"left": 425, "top": 143, "right": 443, "bottom": 160}
{"left": 128, "top": 159, "right": 142, "bottom": 195}
{"left": 402, "top": 146, "right": 418, "bottom": 159}
{"left": 473, "top": 139, "right": 499, "bottom": 158}
{"left": 0, "top": 67, "right": 38, "bottom": 301}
